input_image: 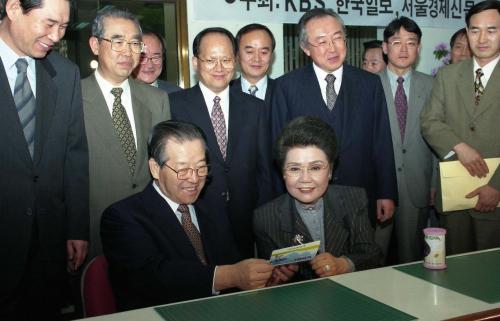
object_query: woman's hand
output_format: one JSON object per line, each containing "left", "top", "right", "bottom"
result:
{"left": 310, "top": 252, "right": 350, "bottom": 278}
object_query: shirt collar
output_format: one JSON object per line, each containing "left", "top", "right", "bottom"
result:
{"left": 199, "top": 81, "right": 230, "bottom": 103}
{"left": 240, "top": 75, "right": 268, "bottom": 91}
{"left": 473, "top": 55, "right": 500, "bottom": 82}
{"left": 94, "top": 68, "right": 131, "bottom": 95}
{"left": 386, "top": 67, "right": 412, "bottom": 84}
{"left": 312, "top": 62, "right": 343, "bottom": 87}
{"left": 0, "top": 37, "right": 35, "bottom": 74}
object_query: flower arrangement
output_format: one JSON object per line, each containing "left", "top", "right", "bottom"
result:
{"left": 431, "top": 42, "right": 451, "bottom": 76}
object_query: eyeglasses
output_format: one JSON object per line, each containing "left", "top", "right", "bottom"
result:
{"left": 197, "top": 57, "right": 234, "bottom": 70}
{"left": 308, "top": 35, "right": 345, "bottom": 49}
{"left": 388, "top": 40, "right": 418, "bottom": 49}
{"left": 140, "top": 54, "right": 162, "bottom": 65}
{"left": 284, "top": 163, "right": 329, "bottom": 178}
{"left": 100, "top": 38, "right": 144, "bottom": 54}
{"left": 162, "top": 163, "right": 210, "bottom": 180}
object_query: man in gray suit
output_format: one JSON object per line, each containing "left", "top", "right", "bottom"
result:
{"left": 376, "top": 17, "right": 436, "bottom": 264}
{"left": 421, "top": 0, "right": 500, "bottom": 255}
{"left": 0, "top": 0, "right": 88, "bottom": 319}
{"left": 83, "top": 7, "right": 170, "bottom": 258}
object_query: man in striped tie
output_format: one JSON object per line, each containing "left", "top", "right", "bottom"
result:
{"left": 421, "top": 0, "right": 500, "bottom": 255}
{"left": 0, "top": 0, "right": 89, "bottom": 320}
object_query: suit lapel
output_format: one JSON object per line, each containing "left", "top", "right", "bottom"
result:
{"left": 0, "top": 58, "right": 33, "bottom": 165}
{"left": 323, "top": 187, "right": 349, "bottom": 255}
{"left": 142, "top": 184, "right": 204, "bottom": 261}
{"left": 380, "top": 69, "right": 402, "bottom": 147}
{"left": 226, "top": 90, "right": 246, "bottom": 166}
{"left": 278, "top": 195, "right": 313, "bottom": 245}
{"left": 406, "top": 71, "right": 423, "bottom": 144}
{"left": 83, "top": 75, "right": 124, "bottom": 160}
{"left": 457, "top": 60, "right": 476, "bottom": 120}
{"left": 187, "top": 86, "right": 225, "bottom": 163}
{"left": 264, "top": 77, "right": 274, "bottom": 103}
{"left": 129, "top": 79, "right": 152, "bottom": 179}
{"left": 474, "top": 62, "right": 500, "bottom": 119}
{"left": 33, "top": 58, "right": 58, "bottom": 165}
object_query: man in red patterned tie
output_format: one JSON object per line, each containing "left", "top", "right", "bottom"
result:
{"left": 101, "top": 120, "right": 274, "bottom": 311}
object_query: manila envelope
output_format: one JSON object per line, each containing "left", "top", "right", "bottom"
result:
{"left": 440, "top": 158, "right": 500, "bottom": 212}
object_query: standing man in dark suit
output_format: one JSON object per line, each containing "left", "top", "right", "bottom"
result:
{"left": 377, "top": 17, "right": 436, "bottom": 263}
{"left": 132, "top": 29, "right": 182, "bottom": 94}
{"left": 101, "top": 120, "right": 274, "bottom": 310}
{"left": 270, "top": 8, "right": 397, "bottom": 227}
{"left": 83, "top": 7, "right": 170, "bottom": 259}
{"left": 421, "top": 0, "right": 500, "bottom": 255}
{"left": 231, "top": 23, "right": 275, "bottom": 104}
{"left": 170, "top": 27, "right": 273, "bottom": 258}
{"left": 0, "top": 0, "right": 88, "bottom": 319}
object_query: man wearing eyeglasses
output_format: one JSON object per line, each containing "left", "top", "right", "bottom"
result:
{"left": 170, "top": 27, "right": 273, "bottom": 259}
{"left": 101, "top": 120, "right": 274, "bottom": 310}
{"left": 132, "top": 30, "right": 181, "bottom": 94}
{"left": 270, "top": 8, "right": 397, "bottom": 234}
{"left": 82, "top": 6, "right": 170, "bottom": 259}
{"left": 376, "top": 17, "right": 436, "bottom": 264}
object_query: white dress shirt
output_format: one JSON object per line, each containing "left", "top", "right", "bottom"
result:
{"left": 0, "top": 37, "right": 36, "bottom": 97}
{"left": 240, "top": 76, "right": 268, "bottom": 100}
{"left": 473, "top": 55, "right": 500, "bottom": 88}
{"left": 312, "top": 63, "right": 343, "bottom": 106}
{"left": 94, "top": 69, "right": 138, "bottom": 146}
{"left": 199, "top": 82, "right": 230, "bottom": 135}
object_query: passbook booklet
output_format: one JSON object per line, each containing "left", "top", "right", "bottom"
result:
{"left": 269, "top": 241, "right": 320, "bottom": 266}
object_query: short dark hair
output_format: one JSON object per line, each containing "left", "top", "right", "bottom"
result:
{"left": 363, "top": 40, "right": 388, "bottom": 64}
{"left": 235, "top": 23, "right": 276, "bottom": 52}
{"left": 148, "top": 120, "right": 208, "bottom": 166}
{"left": 383, "top": 16, "right": 422, "bottom": 43}
{"left": 91, "top": 6, "right": 141, "bottom": 39}
{"left": 465, "top": 0, "right": 500, "bottom": 27}
{"left": 298, "top": 8, "right": 347, "bottom": 48}
{"left": 193, "top": 27, "right": 236, "bottom": 57}
{"left": 142, "top": 29, "right": 166, "bottom": 54}
{"left": 275, "top": 116, "right": 338, "bottom": 171}
{"left": 1, "top": 0, "right": 71, "bottom": 19}
{"left": 450, "top": 28, "right": 467, "bottom": 48}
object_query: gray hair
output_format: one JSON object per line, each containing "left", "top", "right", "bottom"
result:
{"left": 298, "top": 8, "right": 347, "bottom": 48}
{"left": 91, "top": 6, "right": 142, "bottom": 38}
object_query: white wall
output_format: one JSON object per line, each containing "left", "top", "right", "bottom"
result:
{"left": 186, "top": 1, "right": 459, "bottom": 84}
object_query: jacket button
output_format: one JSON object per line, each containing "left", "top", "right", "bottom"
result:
{"left": 33, "top": 175, "right": 39, "bottom": 182}
{"left": 132, "top": 184, "right": 137, "bottom": 189}
{"left": 397, "top": 167, "right": 402, "bottom": 172}
{"left": 26, "top": 208, "right": 33, "bottom": 216}
{"left": 470, "top": 126, "right": 475, "bottom": 131}
{"left": 402, "top": 149, "right": 407, "bottom": 154}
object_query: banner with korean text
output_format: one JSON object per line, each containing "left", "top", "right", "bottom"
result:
{"left": 192, "top": 0, "right": 480, "bottom": 29}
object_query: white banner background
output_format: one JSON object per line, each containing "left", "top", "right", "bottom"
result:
{"left": 193, "top": 0, "right": 480, "bottom": 29}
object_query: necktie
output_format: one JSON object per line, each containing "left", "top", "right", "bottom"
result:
{"left": 210, "top": 96, "right": 227, "bottom": 160}
{"left": 248, "top": 85, "right": 258, "bottom": 96}
{"left": 14, "top": 59, "right": 36, "bottom": 158}
{"left": 394, "top": 77, "right": 408, "bottom": 141}
{"left": 325, "top": 74, "right": 337, "bottom": 110}
{"left": 111, "top": 88, "right": 136, "bottom": 175}
{"left": 178, "top": 204, "right": 207, "bottom": 265}
{"left": 474, "top": 68, "right": 485, "bottom": 105}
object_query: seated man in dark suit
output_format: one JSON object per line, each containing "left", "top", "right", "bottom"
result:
{"left": 101, "top": 120, "right": 274, "bottom": 311}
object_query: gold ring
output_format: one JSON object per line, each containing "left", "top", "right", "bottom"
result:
{"left": 324, "top": 264, "right": 331, "bottom": 272}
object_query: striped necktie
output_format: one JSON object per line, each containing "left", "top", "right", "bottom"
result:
{"left": 14, "top": 58, "right": 36, "bottom": 158}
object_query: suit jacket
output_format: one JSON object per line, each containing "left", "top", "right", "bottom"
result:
{"left": 230, "top": 76, "right": 275, "bottom": 106}
{"left": 101, "top": 183, "right": 239, "bottom": 311}
{"left": 253, "top": 185, "right": 382, "bottom": 281}
{"left": 271, "top": 63, "right": 398, "bottom": 221}
{"left": 170, "top": 85, "right": 274, "bottom": 258}
{"left": 157, "top": 79, "right": 182, "bottom": 95}
{"left": 379, "top": 69, "right": 436, "bottom": 207}
{"left": 421, "top": 59, "right": 500, "bottom": 218}
{"left": 82, "top": 74, "right": 171, "bottom": 258}
{"left": 0, "top": 52, "right": 89, "bottom": 298}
